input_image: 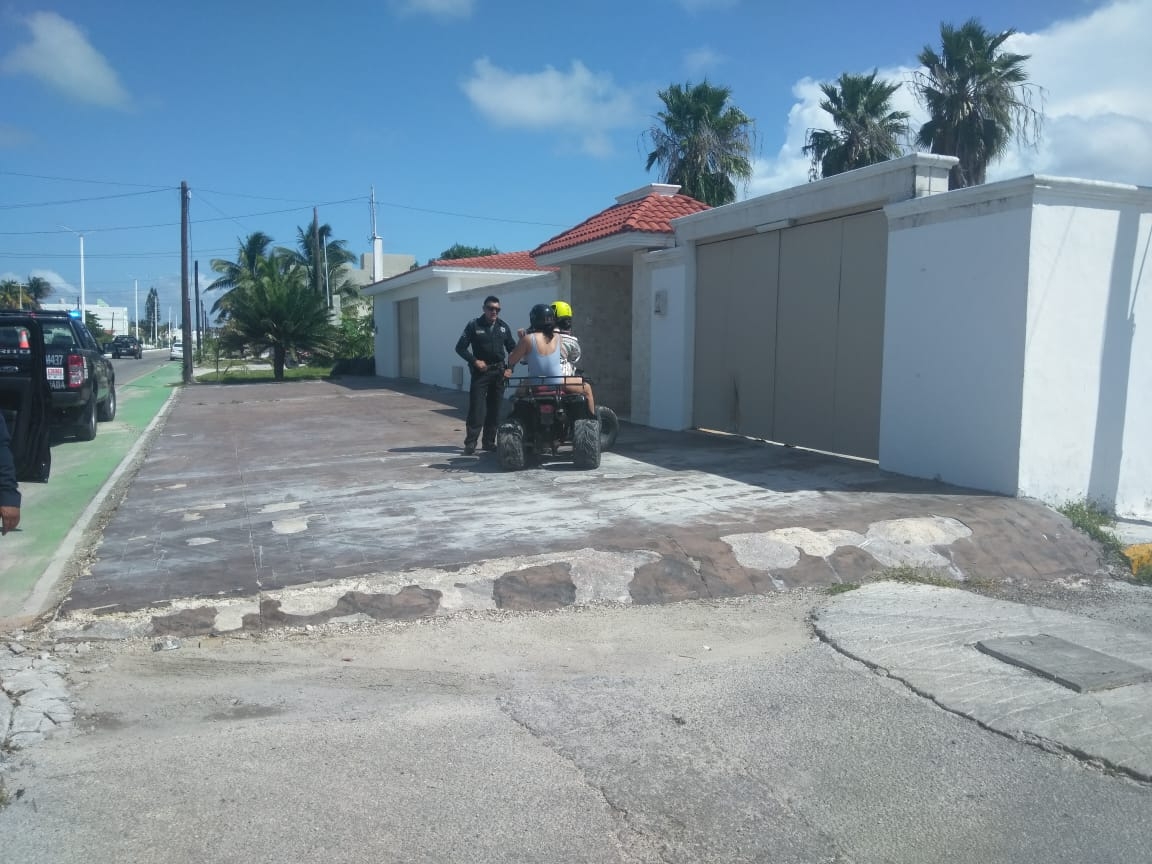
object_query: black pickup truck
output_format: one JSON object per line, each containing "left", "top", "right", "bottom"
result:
{"left": 0, "top": 310, "right": 117, "bottom": 443}
{"left": 0, "top": 313, "right": 52, "bottom": 480}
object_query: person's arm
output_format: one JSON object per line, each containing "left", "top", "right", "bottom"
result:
{"left": 454, "top": 322, "right": 475, "bottom": 366}
{"left": 505, "top": 332, "right": 531, "bottom": 370}
{"left": 563, "top": 334, "right": 581, "bottom": 364}
{"left": 502, "top": 322, "right": 518, "bottom": 354}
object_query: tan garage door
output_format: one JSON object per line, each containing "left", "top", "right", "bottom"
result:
{"left": 693, "top": 210, "right": 887, "bottom": 459}
{"left": 397, "top": 298, "right": 419, "bottom": 379}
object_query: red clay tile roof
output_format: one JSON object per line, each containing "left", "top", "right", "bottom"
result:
{"left": 432, "top": 250, "right": 555, "bottom": 271}
{"left": 532, "top": 192, "right": 710, "bottom": 257}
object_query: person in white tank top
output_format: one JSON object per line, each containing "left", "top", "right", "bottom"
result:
{"left": 505, "top": 304, "right": 595, "bottom": 413}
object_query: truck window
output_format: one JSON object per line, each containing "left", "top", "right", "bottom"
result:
{"left": 43, "top": 325, "right": 76, "bottom": 348}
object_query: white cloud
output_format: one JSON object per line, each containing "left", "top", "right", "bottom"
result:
{"left": 684, "top": 46, "right": 724, "bottom": 76}
{"left": 1, "top": 12, "right": 130, "bottom": 109}
{"left": 462, "top": 58, "right": 639, "bottom": 157}
{"left": 30, "top": 269, "right": 76, "bottom": 294}
{"left": 996, "top": 0, "right": 1152, "bottom": 183}
{"left": 748, "top": 69, "right": 921, "bottom": 198}
{"left": 748, "top": 0, "right": 1152, "bottom": 197}
{"left": 391, "top": 0, "right": 473, "bottom": 18}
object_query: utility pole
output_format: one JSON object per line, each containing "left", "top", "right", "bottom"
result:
{"left": 60, "top": 225, "right": 86, "bottom": 316}
{"left": 194, "top": 260, "right": 201, "bottom": 352}
{"left": 323, "top": 242, "right": 331, "bottom": 310}
{"left": 134, "top": 279, "right": 139, "bottom": 340}
{"left": 313, "top": 206, "right": 322, "bottom": 298}
{"left": 180, "top": 181, "right": 193, "bottom": 383}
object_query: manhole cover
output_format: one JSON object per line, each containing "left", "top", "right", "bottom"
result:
{"left": 975, "top": 634, "right": 1152, "bottom": 693}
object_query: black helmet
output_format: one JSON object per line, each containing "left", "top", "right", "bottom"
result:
{"left": 529, "top": 303, "right": 557, "bottom": 332}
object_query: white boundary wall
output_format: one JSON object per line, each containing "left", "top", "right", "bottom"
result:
{"left": 636, "top": 246, "right": 693, "bottom": 429}
{"left": 882, "top": 176, "right": 1152, "bottom": 519}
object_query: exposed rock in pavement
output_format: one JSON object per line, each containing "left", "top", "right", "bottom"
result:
{"left": 1, "top": 642, "right": 74, "bottom": 754}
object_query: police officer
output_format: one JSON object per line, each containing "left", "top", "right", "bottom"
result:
{"left": 454, "top": 295, "right": 516, "bottom": 454}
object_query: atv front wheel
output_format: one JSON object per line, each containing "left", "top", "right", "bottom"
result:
{"left": 498, "top": 421, "right": 525, "bottom": 471}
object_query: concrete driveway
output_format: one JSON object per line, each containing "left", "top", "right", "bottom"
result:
{"left": 52, "top": 376, "right": 1104, "bottom": 638}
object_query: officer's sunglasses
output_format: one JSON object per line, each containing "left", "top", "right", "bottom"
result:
{"left": 484, "top": 304, "right": 500, "bottom": 312}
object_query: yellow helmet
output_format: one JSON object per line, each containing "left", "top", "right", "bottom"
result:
{"left": 552, "top": 300, "right": 572, "bottom": 318}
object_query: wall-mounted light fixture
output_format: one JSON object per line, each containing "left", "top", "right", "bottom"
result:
{"left": 755, "top": 218, "right": 795, "bottom": 233}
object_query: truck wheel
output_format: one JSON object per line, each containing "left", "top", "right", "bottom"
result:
{"left": 97, "top": 383, "right": 117, "bottom": 422}
{"left": 76, "top": 394, "right": 97, "bottom": 441}
{"left": 572, "top": 418, "right": 601, "bottom": 469}
{"left": 596, "top": 406, "right": 619, "bottom": 451}
{"left": 498, "top": 421, "right": 525, "bottom": 471}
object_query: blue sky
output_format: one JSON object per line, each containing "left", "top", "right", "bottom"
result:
{"left": 1, "top": 0, "right": 1149, "bottom": 322}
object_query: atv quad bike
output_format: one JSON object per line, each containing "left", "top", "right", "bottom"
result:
{"left": 497, "top": 379, "right": 616, "bottom": 470}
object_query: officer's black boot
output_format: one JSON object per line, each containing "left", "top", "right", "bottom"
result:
{"left": 463, "top": 426, "right": 481, "bottom": 455}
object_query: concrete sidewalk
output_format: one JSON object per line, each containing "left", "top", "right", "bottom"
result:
{"left": 814, "top": 582, "right": 1152, "bottom": 782}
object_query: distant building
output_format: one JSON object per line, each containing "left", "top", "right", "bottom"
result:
{"left": 331, "top": 251, "right": 416, "bottom": 316}
{"left": 40, "top": 302, "right": 132, "bottom": 337}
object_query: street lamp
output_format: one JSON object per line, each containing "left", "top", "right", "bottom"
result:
{"left": 59, "top": 225, "right": 86, "bottom": 316}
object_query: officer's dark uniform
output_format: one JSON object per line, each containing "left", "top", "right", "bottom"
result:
{"left": 1, "top": 416, "right": 21, "bottom": 510}
{"left": 455, "top": 314, "right": 517, "bottom": 451}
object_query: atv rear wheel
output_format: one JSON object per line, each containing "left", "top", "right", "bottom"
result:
{"left": 497, "top": 421, "right": 525, "bottom": 471}
{"left": 572, "top": 418, "right": 601, "bottom": 469}
{"left": 596, "top": 406, "right": 619, "bottom": 451}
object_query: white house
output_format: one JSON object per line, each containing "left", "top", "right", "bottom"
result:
{"left": 364, "top": 157, "right": 1151, "bottom": 520}
{"left": 362, "top": 251, "right": 560, "bottom": 391}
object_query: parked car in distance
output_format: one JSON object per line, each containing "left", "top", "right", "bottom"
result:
{"left": 110, "top": 335, "right": 143, "bottom": 359}
{"left": 169, "top": 339, "right": 183, "bottom": 361}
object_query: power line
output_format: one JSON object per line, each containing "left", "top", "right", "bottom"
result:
{"left": 2, "top": 170, "right": 573, "bottom": 233}
{"left": 0, "top": 188, "right": 173, "bottom": 211}
{"left": 194, "top": 190, "right": 255, "bottom": 234}
{"left": 0, "top": 170, "right": 172, "bottom": 189}
{"left": 0, "top": 196, "right": 366, "bottom": 235}
{"left": 0, "top": 248, "right": 232, "bottom": 259}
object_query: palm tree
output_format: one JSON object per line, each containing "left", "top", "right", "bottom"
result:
{"left": 25, "top": 275, "right": 53, "bottom": 307}
{"left": 208, "top": 231, "right": 275, "bottom": 317}
{"left": 0, "top": 276, "right": 52, "bottom": 310}
{"left": 221, "top": 252, "right": 336, "bottom": 380}
{"left": 0, "top": 279, "right": 22, "bottom": 309}
{"left": 802, "top": 71, "right": 909, "bottom": 181}
{"left": 284, "top": 217, "right": 357, "bottom": 304}
{"left": 913, "top": 18, "right": 1043, "bottom": 189}
{"left": 645, "top": 81, "right": 755, "bottom": 206}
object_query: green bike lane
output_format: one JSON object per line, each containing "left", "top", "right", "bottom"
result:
{"left": 0, "top": 363, "right": 182, "bottom": 625}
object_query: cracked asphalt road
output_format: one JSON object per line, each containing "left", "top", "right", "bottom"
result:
{"left": 3, "top": 591, "right": 1150, "bottom": 864}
